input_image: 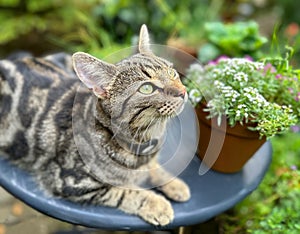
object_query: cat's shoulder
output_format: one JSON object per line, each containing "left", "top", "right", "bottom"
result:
{"left": 1, "top": 52, "right": 75, "bottom": 78}
{"left": 5, "top": 51, "right": 71, "bottom": 66}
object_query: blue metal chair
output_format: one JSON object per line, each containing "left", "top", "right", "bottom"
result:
{"left": 0, "top": 143, "right": 272, "bottom": 231}
{"left": 0, "top": 104, "right": 272, "bottom": 231}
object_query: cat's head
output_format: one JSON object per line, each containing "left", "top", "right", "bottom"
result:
{"left": 72, "top": 25, "right": 187, "bottom": 144}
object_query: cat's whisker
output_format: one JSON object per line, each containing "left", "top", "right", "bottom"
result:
{"left": 129, "top": 108, "right": 157, "bottom": 154}
{"left": 140, "top": 116, "right": 156, "bottom": 144}
{"left": 110, "top": 118, "right": 129, "bottom": 141}
{"left": 134, "top": 116, "right": 156, "bottom": 156}
{"left": 132, "top": 108, "right": 153, "bottom": 139}
{"left": 129, "top": 117, "right": 147, "bottom": 153}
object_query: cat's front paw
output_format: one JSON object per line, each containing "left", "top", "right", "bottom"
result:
{"left": 139, "top": 194, "right": 174, "bottom": 226}
{"left": 159, "top": 178, "right": 191, "bottom": 202}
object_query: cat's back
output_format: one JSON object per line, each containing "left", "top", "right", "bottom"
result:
{"left": 0, "top": 53, "right": 81, "bottom": 163}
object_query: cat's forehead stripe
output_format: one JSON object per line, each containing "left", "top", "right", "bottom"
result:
{"left": 124, "top": 54, "right": 172, "bottom": 68}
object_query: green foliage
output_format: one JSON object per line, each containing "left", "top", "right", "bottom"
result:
{"left": 198, "top": 21, "right": 268, "bottom": 63}
{"left": 94, "top": 0, "right": 183, "bottom": 43}
{"left": 0, "top": 0, "right": 222, "bottom": 57}
{"left": 94, "top": 0, "right": 223, "bottom": 45}
{"left": 273, "top": 0, "right": 300, "bottom": 27}
{"left": 218, "top": 132, "right": 300, "bottom": 233}
{"left": 174, "top": 0, "right": 223, "bottom": 46}
{"left": 262, "top": 47, "right": 300, "bottom": 115}
{"left": 0, "top": 0, "right": 115, "bottom": 56}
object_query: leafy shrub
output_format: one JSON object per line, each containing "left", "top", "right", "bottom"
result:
{"left": 0, "top": 0, "right": 223, "bottom": 57}
{"left": 217, "top": 132, "right": 300, "bottom": 233}
{"left": 0, "top": 0, "right": 112, "bottom": 56}
{"left": 198, "top": 21, "right": 268, "bottom": 63}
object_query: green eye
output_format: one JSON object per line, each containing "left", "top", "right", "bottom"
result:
{"left": 168, "top": 68, "right": 178, "bottom": 80}
{"left": 168, "top": 68, "right": 175, "bottom": 76}
{"left": 139, "top": 84, "right": 154, "bottom": 94}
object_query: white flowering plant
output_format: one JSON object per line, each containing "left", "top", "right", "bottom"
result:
{"left": 184, "top": 53, "right": 300, "bottom": 138}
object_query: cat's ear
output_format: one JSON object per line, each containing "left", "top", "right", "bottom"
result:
{"left": 72, "top": 52, "right": 117, "bottom": 99}
{"left": 138, "top": 24, "right": 153, "bottom": 55}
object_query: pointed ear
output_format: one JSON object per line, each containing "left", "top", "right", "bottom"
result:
{"left": 138, "top": 24, "right": 153, "bottom": 55}
{"left": 72, "top": 52, "right": 117, "bottom": 99}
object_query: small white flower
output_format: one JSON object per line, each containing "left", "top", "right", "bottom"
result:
{"left": 188, "top": 89, "right": 202, "bottom": 105}
{"left": 189, "top": 63, "right": 204, "bottom": 73}
{"left": 234, "top": 72, "right": 248, "bottom": 82}
{"left": 238, "top": 104, "right": 246, "bottom": 109}
{"left": 214, "top": 80, "right": 220, "bottom": 86}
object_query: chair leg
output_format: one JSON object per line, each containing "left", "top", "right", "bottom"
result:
{"left": 177, "top": 226, "right": 192, "bottom": 234}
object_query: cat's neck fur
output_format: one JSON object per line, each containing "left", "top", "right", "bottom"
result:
{"left": 94, "top": 99, "right": 166, "bottom": 156}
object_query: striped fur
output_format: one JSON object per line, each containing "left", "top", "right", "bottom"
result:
{"left": 0, "top": 25, "right": 190, "bottom": 226}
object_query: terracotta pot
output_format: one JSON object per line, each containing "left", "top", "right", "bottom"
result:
{"left": 195, "top": 104, "right": 266, "bottom": 173}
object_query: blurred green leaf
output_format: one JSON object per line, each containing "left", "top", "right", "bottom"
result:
{"left": 198, "top": 43, "right": 220, "bottom": 63}
{"left": 201, "top": 21, "right": 268, "bottom": 61}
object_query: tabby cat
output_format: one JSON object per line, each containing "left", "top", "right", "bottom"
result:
{"left": 0, "top": 25, "right": 190, "bottom": 226}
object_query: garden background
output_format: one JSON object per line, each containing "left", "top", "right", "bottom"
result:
{"left": 0, "top": 0, "right": 300, "bottom": 233}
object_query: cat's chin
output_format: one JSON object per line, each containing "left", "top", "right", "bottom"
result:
{"left": 174, "top": 95, "right": 188, "bottom": 116}
{"left": 174, "top": 103, "right": 185, "bottom": 116}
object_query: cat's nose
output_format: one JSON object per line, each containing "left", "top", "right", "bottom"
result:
{"left": 164, "top": 86, "right": 186, "bottom": 99}
{"left": 177, "top": 88, "right": 186, "bottom": 99}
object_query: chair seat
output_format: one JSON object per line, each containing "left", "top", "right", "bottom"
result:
{"left": 0, "top": 142, "right": 271, "bottom": 230}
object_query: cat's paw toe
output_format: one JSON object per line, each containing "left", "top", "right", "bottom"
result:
{"left": 160, "top": 178, "right": 191, "bottom": 202}
{"left": 139, "top": 195, "right": 174, "bottom": 226}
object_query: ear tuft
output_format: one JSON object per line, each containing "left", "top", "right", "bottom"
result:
{"left": 72, "top": 52, "right": 117, "bottom": 99}
{"left": 138, "top": 24, "right": 153, "bottom": 55}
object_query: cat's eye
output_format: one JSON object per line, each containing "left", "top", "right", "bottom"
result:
{"left": 139, "top": 84, "right": 154, "bottom": 94}
{"left": 168, "top": 68, "right": 178, "bottom": 79}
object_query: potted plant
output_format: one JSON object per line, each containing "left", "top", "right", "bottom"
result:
{"left": 184, "top": 49, "right": 300, "bottom": 173}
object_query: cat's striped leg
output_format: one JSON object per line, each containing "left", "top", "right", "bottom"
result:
{"left": 94, "top": 186, "right": 174, "bottom": 226}
{"left": 68, "top": 183, "right": 175, "bottom": 226}
{"left": 42, "top": 163, "right": 174, "bottom": 226}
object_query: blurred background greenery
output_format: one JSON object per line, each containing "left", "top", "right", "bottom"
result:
{"left": 1, "top": 0, "right": 300, "bottom": 63}
{"left": 0, "top": 0, "right": 300, "bottom": 233}
{"left": 0, "top": 0, "right": 300, "bottom": 60}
